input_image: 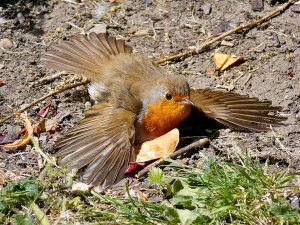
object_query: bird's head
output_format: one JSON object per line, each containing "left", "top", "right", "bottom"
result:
{"left": 140, "top": 75, "right": 193, "bottom": 137}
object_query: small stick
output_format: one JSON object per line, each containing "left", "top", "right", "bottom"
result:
{"left": 33, "top": 71, "right": 68, "bottom": 86}
{"left": 137, "top": 138, "right": 210, "bottom": 178}
{"left": 154, "top": 0, "right": 297, "bottom": 64}
{"left": 0, "top": 80, "right": 89, "bottom": 124}
{"left": 31, "top": 136, "right": 57, "bottom": 167}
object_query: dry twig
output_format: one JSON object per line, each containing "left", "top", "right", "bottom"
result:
{"left": 154, "top": 0, "right": 297, "bottom": 64}
{"left": 33, "top": 71, "right": 69, "bottom": 86}
{"left": 137, "top": 138, "right": 210, "bottom": 178}
{"left": 0, "top": 80, "right": 89, "bottom": 124}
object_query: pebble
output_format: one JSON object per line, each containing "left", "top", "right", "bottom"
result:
{"left": 89, "top": 23, "right": 107, "bottom": 33}
{"left": 17, "top": 12, "right": 25, "bottom": 24}
{"left": 0, "top": 17, "right": 8, "bottom": 25}
{"left": 221, "top": 40, "right": 234, "bottom": 47}
{"left": 201, "top": 3, "right": 211, "bottom": 15}
{"left": 0, "top": 63, "right": 4, "bottom": 69}
{"left": 0, "top": 38, "right": 13, "bottom": 49}
{"left": 85, "top": 101, "right": 92, "bottom": 109}
{"left": 251, "top": 0, "right": 264, "bottom": 12}
{"left": 145, "top": 0, "right": 152, "bottom": 6}
{"left": 291, "top": 4, "right": 300, "bottom": 13}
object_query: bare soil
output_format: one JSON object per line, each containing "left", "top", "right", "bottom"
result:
{"left": 0, "top": 0, "right": 299, "bottom": 185}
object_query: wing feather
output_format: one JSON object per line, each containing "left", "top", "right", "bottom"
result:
{"left": 54, "top": 103, "right": 136, "bottom": 187}
{"left": 41, "top": 32, "right": 133, "bottom": 81}
{"left": 190, "top": 89, "right": 286, "bottom": 131}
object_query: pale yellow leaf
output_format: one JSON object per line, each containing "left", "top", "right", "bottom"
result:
{"left": 136, "top": 128, "right": 179, "bottom": 162}
{"left": 214, "top": 52, "right": 242, "bottom": 71}
{"left": 1, "top": 114, "right": 33, "bottom": 149}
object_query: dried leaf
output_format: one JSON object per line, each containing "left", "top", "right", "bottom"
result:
{"left": 136, "top": 128, "right": 179, "bottom": 163}
{"left": 214, "top": 52, "right": 242, "bottom": 71}
{"left": 134, "top": 28, "right": 150, "bottom": 36}
{"left": 45, "top": 118, "right": 59, "bottom": 133}
{"left": 207, "top": 67, "right": 216, "bottom": 76}
{"left": 33, "top": 119, "right": 46, "bottom": 134}
{"left": 0, "top": 79, "right": 5, "bottom": 87}
{"left": 124, "top": 162, "right": 146, "bottom": 174}
{"left": 1, "top": 114, "right": 33, "bottom": 151}
{"left": 37, "top": 102, "right": 52, "bottom": 118}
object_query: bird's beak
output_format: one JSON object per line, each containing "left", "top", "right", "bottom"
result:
{"left": 180, "top": 99, "right": 194, "bottom": 106}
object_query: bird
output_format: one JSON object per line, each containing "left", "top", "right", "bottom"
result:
{"left": 41, "top": 32, "right": 286, "bottom": 187}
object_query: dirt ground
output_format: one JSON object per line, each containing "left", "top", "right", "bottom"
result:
{"left": 0, "top": 0, "right": 299, "bottom": 185}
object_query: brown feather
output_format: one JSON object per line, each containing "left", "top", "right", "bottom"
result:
{"left": 41, "top": 32, "right": 133, "bottom": 81}
{"left": 54, "top": 103, "right": 137, "bottom": 187}
{"left": 190, "top": 89, "right": 286, "bottom": 131}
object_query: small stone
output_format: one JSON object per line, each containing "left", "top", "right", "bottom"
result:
{"left": 290, "top": 196, "right": 299, "bottom": 209}
{"left": 201, "top": 3, "right": 211, "bottom": 15}
{"left": 145, "top": 0, "right": 152, "bottom": 6}
{"left": 211, "top": 23, "right": 231, "bottom": 35}
{"left": 72, "top": 182, "right": 91, "bottom": 193}
{"left": 251, "top": 0, "right": 264, "bottom": 11}
{"left": 17, "top": 12, "right": 25, "bottom": 24}
{"left": 85, "top": 101, "right": 92, "bottom": 109}
{"left": 0, "top": 17, "right": 8, "bottom": 25}
{"left": 89, "top": 23, "right": 107, "bottom": 34}
{"left": 134, "top": 28, "right": 150, "bottom": 36}
{"left": 221, "top": 40, "right": 234, "bottom": 47}
{"left": 291, "top": 4, "right": 300, "bottom": 13}
{"left": 0, "top": 63, "right": 4, "bottom": 69}
{"left": 0, "top": 38, "right": 13, "bottom": 49}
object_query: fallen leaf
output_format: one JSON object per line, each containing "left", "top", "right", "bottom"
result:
{"left": 125, "top": 162, "right": 146, "bottom": 174}
{"left": 207, "top": 67, "right": 216, "bottom": 76}
{"left": 134, "top": 28, "right": 150, "bottom": 36}
{"left": 0, "top": 79, "right": 5, "bottom": 86}
{"left": 37, "top": 102, "right": 52, "bottom": 118}
{"left": 55, "top": 110, "right": 71, "bottom": 123}
{"left": 214, "top": 52, "right": 242, "bottom": 71}
{"left": 33, "top": 119, "right": 46, "bottom": 134}
{"left": 45, "top": 118, "right": 59, "bottom": 133}
{"left": 18, "top": 120, "right": 46, "bottom": 136}
{"left": 1, "top": 114, "right": 33, "bottom": 151}
{"left": 136, "top": 128, "right": 179, "bottom": 162}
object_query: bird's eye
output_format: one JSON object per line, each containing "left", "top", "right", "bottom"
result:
{"left": 165, "top": 93, "right": 172, "bottom": 100}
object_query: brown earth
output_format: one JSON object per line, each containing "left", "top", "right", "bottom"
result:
{"left": 0, "top": 0, "right": 299, "bottom": 185}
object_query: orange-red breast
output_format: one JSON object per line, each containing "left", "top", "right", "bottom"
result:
{"left": 42, "top": 33, "right": 286, "bottom": 187}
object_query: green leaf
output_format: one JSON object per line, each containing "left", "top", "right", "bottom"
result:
{"left": 167, "top": 179, "right": 184, "bottom": 196}
{"left": 163, "top": 208, "right": 180, "bottom": 224}
{"left": 170, "top": 195, "right": 195, "bottom": 209}
{"left": 0, "top": 179, "right": 39, "bottom": 213}
{"left": 149, "top": 167, "right": 165, "bottom": 184}
{"left": 15, "top": 214, "right": 34, "bottom": 225}
{"left": 176, "top": 209, "right": 199, "bottom": 225}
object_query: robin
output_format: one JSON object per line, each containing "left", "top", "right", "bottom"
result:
{"left": 42, "top": 33, "right": 286, "bottom": 187}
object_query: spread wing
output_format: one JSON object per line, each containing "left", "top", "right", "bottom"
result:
{"left": 41, "top": 32, "right": 133, "bottom": 81}
{"left": 54, "top": 103, "right": 136, "bottom": 187}
{"left": 190, "top": 89, "right": 287, "bottom": 131}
